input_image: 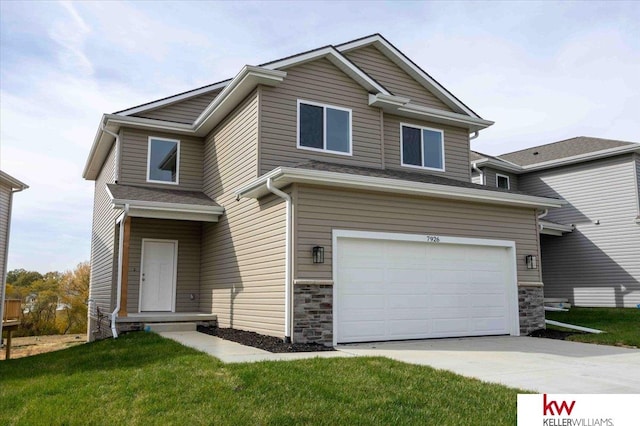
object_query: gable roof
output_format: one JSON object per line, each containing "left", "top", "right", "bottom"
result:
{"left": 84, "top": 34, "right": 492, "bottom": 180}
{"left": 499, "top": 136, "right": 638, "bottom": 167}
{"left": 0, "top": 170, "right": 28, "bottom": 190}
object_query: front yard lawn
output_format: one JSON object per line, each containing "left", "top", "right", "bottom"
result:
{"left": 545, "top": 307, "right": 640, "bottom": 348}
{"left": 1, "top": 332, "right": 522, "bottom": 425}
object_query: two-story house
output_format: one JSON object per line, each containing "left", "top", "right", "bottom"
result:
{"left": 472, "top": 136, "right": 640, "bottom": 308}
{"left": 83, "top": 34, "right": 564, "bottom": 346}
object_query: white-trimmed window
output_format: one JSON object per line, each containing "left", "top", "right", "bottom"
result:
{"left": 147, "top": 137, "right": 180, "bottom": 184}
{"left": 496, "top": 173, "right": 510, "bottom": 189}
{"left": 400, "top": 123, "right": 445, "bottom": 171}
{"left": 297, "top": 100, "right": 352, "bottom": 155}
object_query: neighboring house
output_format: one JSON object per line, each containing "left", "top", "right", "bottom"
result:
{"left": 83, "top": 34, "right": 564, "bottom": 345}
{"left": 472, "top": 137, "right": 640, "bottom": 308}
{"left": 0, "top": 170, "right": 28, "bottom": 341}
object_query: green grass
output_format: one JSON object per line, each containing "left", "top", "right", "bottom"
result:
{"left": 1, "top": 332, "right": 522, "bottom": 425}
{"left": 546, "top": 307, "right": 640, "bottom": 348}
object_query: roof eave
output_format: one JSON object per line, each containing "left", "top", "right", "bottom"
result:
{"left": 235, "top": 167, "right": 566, "bottom": 209}
{"left": 519, "top": 145, "right": 640, "bottom": 172}
{"left": 471, "top": 158, "right": 523, "bottom": 173}
{"left": 0, "top": 171, "right": 29, "bottom": 190}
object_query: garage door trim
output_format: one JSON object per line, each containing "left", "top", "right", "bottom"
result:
{"left": 332, "top": 230, "right": 520, "bottom": 346}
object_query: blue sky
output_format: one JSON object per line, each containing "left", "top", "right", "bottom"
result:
{"left": 1, "top": 0, "right": 639, "bottom": 273}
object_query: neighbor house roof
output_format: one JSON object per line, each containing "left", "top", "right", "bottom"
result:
{"left": 235, "top": 161, "right": 565, "bottom": 209}
{"left": 499, "top": 136, "right": 638, "bottom": 167}
{"left": 84, "top": 33, "right": 493, "bottom": 180}
{"left": 0, "top": 170, "right": 28, "bottom": 191}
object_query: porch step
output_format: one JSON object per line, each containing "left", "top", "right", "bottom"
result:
{"left": 145, "top": 322, "right": 197, "bottom": 333}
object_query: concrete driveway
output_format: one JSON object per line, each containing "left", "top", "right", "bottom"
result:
{"left": 336, "top": 336, "right": 640, "bottom": 393}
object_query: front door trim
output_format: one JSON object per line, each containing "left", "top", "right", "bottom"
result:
{"left": 139, "top": 238, "right": 178, "bottom": 313}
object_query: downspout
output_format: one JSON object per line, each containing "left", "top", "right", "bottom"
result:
{"left": 472, "top": 162, "right": 485, "bottom": 185}
{"left": 0, "top": 186, "right": 26, "bottom": 346}
{"left": 469, "top": 131, "right": 479, "bottom": 140}
{"left": 265, "top": 178, "right": 292, "bottom": 342}
{"left": 111, "top": 204, "right": 129, "bottom": 338}
{"left": 537, "top": 209, "right": 548, "bottom": 231}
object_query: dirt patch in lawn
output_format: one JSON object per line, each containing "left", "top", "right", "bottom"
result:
{"left": 1, "top": 334, "right": 86, "bottom": 360}
{"left": 197, "top": 325, "right": 334, "bottom": 353}
{"left": 528, "top": 328, "right": 585, "bottom": 340}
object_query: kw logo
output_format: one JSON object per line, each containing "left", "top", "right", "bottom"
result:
{"left": 543, "top": 394, "right": 576, "bottom": 416}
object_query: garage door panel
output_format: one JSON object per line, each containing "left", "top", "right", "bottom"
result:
{"left": 336, "top": 236, "right": 515, "bottom": 344}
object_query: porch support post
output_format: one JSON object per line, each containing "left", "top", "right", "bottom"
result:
{"left": 119, "top": 217, "right": 131, "bottom": 317}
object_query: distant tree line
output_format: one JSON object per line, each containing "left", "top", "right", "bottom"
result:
{"left": 4, "top": 262, "right": 90, "bottom": 337}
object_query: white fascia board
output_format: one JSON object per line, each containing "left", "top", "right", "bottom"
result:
{"left": 117, "top": 81, "right": 230, "bottom": 117}
{"left": 236, "top": 167, "right": 566, "bottom": 209}
{"left": 337, "top": 35, "right": 479, "bottom": 118}
{"left": 369, "top": 94, "right": 494, "bottom": 132}
{"left": 521, "top": 144, "right": 640, "bottom": 172}
{"left": 193, "top": 66, "right": 286, "bottom": 136}
{"left": 111, "top": 198, "right": 224, "bottom": 215}
{"left": 0, "top": 171, "right": 29, "bottom": 190}
{"left": 471, "top": 157, "right": 523, "bottom": 173}
{"left": 126, "top": 206, "right": 220, "bottom": 222}
{"left": 83, "top": 115, "right": 115, "bottom": 180}
{"left": 262, "top": 46, "right": 389, "bottom": 95}
{"left": 539, "top": 220, "right": 573, "bottom": 235}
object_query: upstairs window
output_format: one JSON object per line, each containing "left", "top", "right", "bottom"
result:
{"left": 401, "top": 124, "right": 444, "bottom": 171}
{"left": 147, "top": 137, "right": 180, "bottom": 184}
{"left": 298, "top": 100, "right": 352, "bottom": 155}
{"left": 496, "top": 173, "right": 510, "bottom": 190}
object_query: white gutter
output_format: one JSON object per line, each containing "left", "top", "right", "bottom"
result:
{"left": 265, "top": 178, "right": 292, "bottom": 342}
{"left": 111, "top": 204, "right": 129, "bottom": 338}
{"left": 472, "top": 162, "right": 485, "bottom": 185}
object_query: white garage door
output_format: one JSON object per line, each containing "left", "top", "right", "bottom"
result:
{"left": 335, "top": 233, "right": 517, "bottom": 344}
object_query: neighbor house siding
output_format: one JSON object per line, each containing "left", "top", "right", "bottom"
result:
{"left": 383, "top": 114, "right": 470, "bottom": 182}
{"left": 520, "top": 154, "right": 640, "bottom": 307}
{"left": 118, "top": 128, "right": 204, "bottom": 191}
{"left": 259, "top": 58, "right": 383, "bottom": 174}
{"left": 483, "top": 167, "right": 519, "bottom": 191}
{"left": 201, "top": 90, "right": 287, "bottom": 338}
{"left": 132, "top": 89, "right": 223, "bottom": 124}
{"left": 0, "top": 181, "right": 12, "bottom": 296}
{"left": 344, "top": 44, "right": 453, "bottom": 112}
{"left": 89, "top": 144, "right": 119, "bottom": 318}
{"left": 294, "top": 185, "right": 542, "bottom": 284}
{"left": 126, "top": 218, "right": 202, "bottom": 313}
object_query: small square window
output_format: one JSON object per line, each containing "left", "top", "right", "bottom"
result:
{"left": 496, "top": 174, "right": 510, "bottom": 189}
{"left": 147, "top": 137, "right": 179, "bottom": 184}
{"left": 400, "top": 124, "right": 444, "bottom": 171}
{"left": 298, "top": 100, "right": 351, "bottom": 155}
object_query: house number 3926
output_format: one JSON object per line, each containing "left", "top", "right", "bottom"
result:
{"left": 426, "top": 235, "right": 440, "bottom": 243}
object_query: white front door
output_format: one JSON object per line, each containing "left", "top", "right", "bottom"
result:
{"left": 140, "top": 239, "right": 177, "bottom": 312}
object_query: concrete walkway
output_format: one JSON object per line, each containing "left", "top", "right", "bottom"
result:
{"left": 158, "top": 331, "right": 352, "bottom": 363}
{"left": 336, "top": 336, "right": 640, "bottom": 393}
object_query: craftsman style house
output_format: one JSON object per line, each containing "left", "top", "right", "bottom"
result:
{"left": 472, "top": 137, "right": 640, "bottom": 308}
{"left": 83, "top": 34, "right": 564, "bottom": 345}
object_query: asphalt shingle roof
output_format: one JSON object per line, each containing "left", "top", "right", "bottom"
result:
{"left": 498, "top": 137, "right": 637, "bottom": 167}
{"left": 107, "top": 184, "right": 220, "bottom": 207}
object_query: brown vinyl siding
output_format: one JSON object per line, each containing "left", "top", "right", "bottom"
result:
{"left": 125, "top": 218, "right": 202, "bottom": 313}
{"left": 259, "top": 58, "right": 383, "bottom": 174}
{"left": 133, "top": 89, "right": 222, "bottom": 124}
{"left": 89, "top": 144, "right": 119, "bottom": 317}
{"left": 344, "top": 45, "right": 453, "bottom": 112}
{"left": 119, "top": 128, "right": 204, "bottom": 191}
{"left": 294, "top": 185, "right": 541, "bottom": 284}
{"left": 0, "top": 182, "right": 11, "bottom": 291}
{"left": 384, "top": 114, "right": 470, "bottom": 182}
{"left": 201, "top": 90, "right": 286, "bottom": 338}
{"left": 483, "top": 167, "right": 519, "bottom": 191}
{"left": 520, "top": 154, "right": 640, "bottom": 307}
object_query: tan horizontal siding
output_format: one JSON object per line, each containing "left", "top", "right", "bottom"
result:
{"left": 119, "top": 128, "right": 204, "bottom": 191}
{"left": 525, "top": 154, "right": 640, "bottom": 307}
{"left": 294, "top": 184, "right": 541, "bottom": 283}
{"left": 89, "top": 145, "right": 119, "bottom": 318}
{"left": 133, "top": 90, "right": 222, "bottom": 124}
{"left": 344, "top": 45, "right": 453, "bottom": 112}
{"left": 259, "top": 58, "right": 383, "bottom": 174}
{"left": 484, "top": 168, "right": 519, "bottom": 191}
{"left": 384, "top": 114, "right": 470, "bottom": 182}
{"left": 125, "top": 218, "right": 202, "bottom": 313}
{"left": 201, "top": 90, "right": 286, "bottom": 338}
